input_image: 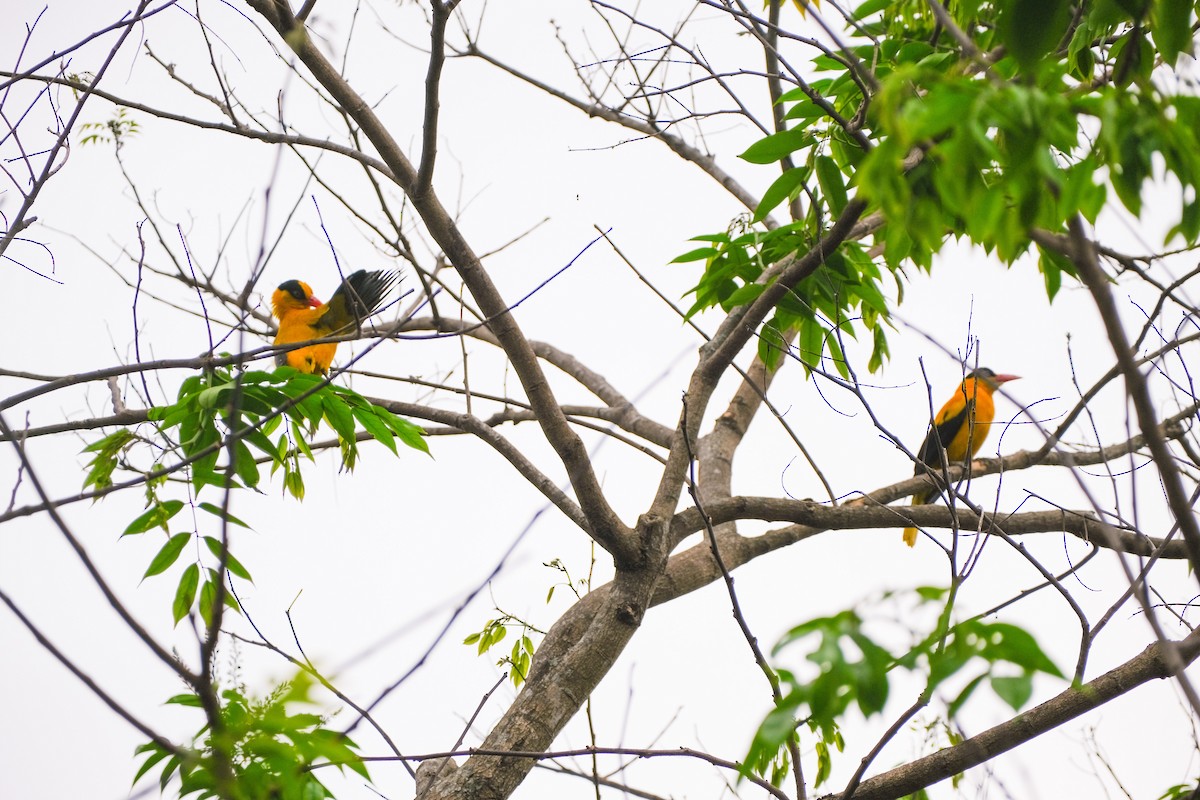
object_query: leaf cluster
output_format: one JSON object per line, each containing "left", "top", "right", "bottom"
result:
{"left": 122, "top": 497, "right": 251, "bottom": 626}
{"left": 676, "top": 0, "right": 1200, "bottom": 373}
{"left": 82, "top": 428, "right": 136, "bottom": 493}
{"left": 675, "top": 227, "right": 892, "bottom": 375}
{"left": 464, "top": 617, "right": 537, "bottom": 688}
{"left": 742, "top": 588, "right": 1062, "bottom": 788}
{"left": 134, "top": 675, "right": 367, "bottom": 800}
{"left": 146, "top": 365, "right": 427, "bottom": 499}
{"left": 84, "top": 365, "right": 427, "bottom": 627}
{"left": 79, "top": 106, "right": 140, "bottom": 148}
{"left": 856, "top": 0, "right": 1200, "bottom": 265}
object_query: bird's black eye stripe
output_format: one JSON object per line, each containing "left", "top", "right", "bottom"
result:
{"left": 278, "top": 280, "right": 308, "bottom": 304}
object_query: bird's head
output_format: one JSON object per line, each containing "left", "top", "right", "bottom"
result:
{"left": 970, "top": 367, "right": 1020, "bottom": 390}
{"left": 271, "top": 280, "right": 322, "bottom": 319}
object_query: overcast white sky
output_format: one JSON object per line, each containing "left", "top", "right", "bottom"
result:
{"left": 2, "top": 2, "right": 1198, "bottom": 799}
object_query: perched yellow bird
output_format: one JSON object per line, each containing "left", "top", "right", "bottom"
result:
{"left": 270, "top": 270, "right": 400, "bottom": 374}
{"left": 903, "top": 368, "right": 1019, "bottom": 546}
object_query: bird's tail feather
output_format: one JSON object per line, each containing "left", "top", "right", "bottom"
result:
{"left": 902, "top": 493, "right": 923, "bottom": 547}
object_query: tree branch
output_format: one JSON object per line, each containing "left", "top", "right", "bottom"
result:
{"left": 244, "top": 1, "right": 635, "bottom": 562}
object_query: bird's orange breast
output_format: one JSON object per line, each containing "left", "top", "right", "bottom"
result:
{"left": 937, "top": 377, "right": 997, "bottom": 462}
{"left": 274, "top": 306, "right": 336, "bottom": 374}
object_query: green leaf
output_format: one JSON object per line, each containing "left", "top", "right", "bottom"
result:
{"left": 991, "top": 674, "right": 1034, "bottom": 710}
{"left": 947, "top": 672, "right": 988, "bottom": 719}
{"left": 83, "top": 429, "right": 136, "bottom": 493}
{"left": 799, "top": 317, "right": 824, "bottom": 369}
{"left": 284, "top": 468, "right": 305, "bottom": 501}
{"left": 996, "top": 0, "right": 1073, "bottom": 71}
{"left": 197, "top": 501, "right": 252, "bottom": 529}
{"left": 782, "top": 96, "right": 826, "bottom": 123}
{"left": 915, "top": 586, "right": 949, "bottom": 602}
{"left": 157, "top": 754, "right": 180, "bottom": 792}
{"left": 755, "top": 167, "right": 809, "bottom": 222}
{"left": 243, "top": 425, "right": 281, "bottom": 462}
{"left": 132, "top": 744, "right": 170, "bottom": 785}
{"left": 1153, "top": 0, "right": 1193, "bottom": 68}
{"left": 232, "top": 439, "right": 260, "bottom": 488}
{"left": 291, "top": 421, "right": 315, "bottom": 460}
{"left": 82, "top": 428, "right": 135, "bottom": 453}
{"left": 868, "top": 324, "right": 889, "bottom": 373}
{"left": 165, "top": 693, "right": 203, "bottom": 706}
{"left": 722, "top": 282, "right": 767, "bottom": 310}
{"left": 688, "top": 232, "right": 731, "bottom": 244}
{"left": 852, "top": 0, "right": 891, "bottom": 19}
{"left": 196, "top": 385, "right": 232, "bottom": 410}
{"left": 378, "top": 409, "right": 430, "bottom": 455}
{"left": 1112, "top": 27, "right": 1154, "bottom": 86}
{"left": 1038, "top": 245, "right": 1075, "bottom": 301}
{"left": 143, "top": 533, "right": 191, "bottom": 579}
{"left": 173, "top": 563, "right": 200, "bottom": 624}
{"left": 191, "top": 448, "right": 223, "bottom": 495}
{"left": 1170, "top": 195, "right": 1200, "bottom": 245}
{"left": 352, "top": 405, "right": 398, "bottom": 455}
{"left": 814, "top": 155, "right": 848, "bottom": 216}
{"left": 824, "top": 327, "right": 849, "bottom": 379}
{"left": 183, "top": 416, "right": 219, "bottom": 460}
{"left": 203, "top": 536, "right": 253, "bottom": 581}
{"left": 198, "top": 576, "right": 216, "bottom": 628}
{"left": 742, "top": 699, "right": 802, "bottom": 780}
{"left": 741, "top": 128, "right": 811, "bottom": 164}
{"left": 322, "top": 394, "right": 357, "bottom": 442}
{"left": 979, "top": 622, "right": 1064, "bottom": 677}
{"left": 671, "top": 246, "right": 719, "bottom": 263}
{"left": 814, "top": 739, "right": 832, "bottom": 786}
{"left": 123, "top": 500, "right": 185, "bottom": 536}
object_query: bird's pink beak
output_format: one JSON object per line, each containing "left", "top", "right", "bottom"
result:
{"left": 994, "top": 374, "right": 1020, "bottom": 384}
{"left": 308, "top": 296, "right": 322, "bottom": 308}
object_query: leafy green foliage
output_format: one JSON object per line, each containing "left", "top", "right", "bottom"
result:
{"left": 79, "top": 106, "right": 139, "bottom": 147}
{"left": 122, "top": 504, "right": 248, "bottom": 626}
{"left": 674, "top": 224, "right": 892, "bottom": 376}
{"left": 742, "top": 588, "right": 1063, "bottom": 788}
{"left": 857, "top": 0, "right": 1200, "bottom": 256}
{"left": 173, "top": 563, "right": 201, "bottom": 625}
{"left": 464, "top": 559, "right": 594, "bottom": 687}
{"left": 464, "top": 617, "right": 538, "bottom": 688}
{"left": 143, "top": 533, "right": 190, "bottom": 578}
{"left": 82, "top": 429, "right": 135, "bottom": 493}
{"left": 146, "top": 365, "right": 428, "bottom": 497}
{"left": 134, "top": 674, "right": 368, "bottom": 799}
{"left": 124, "top": 499, "right": 185, "bottom": 535}
{"left": 899, "top": 617, "right": 1065, "bottom": 716}
{"left": 1159, "top": 781, "right": 1200, "bottom": 800}
{"left": 677, "top": 0, "right": 1200, "bottom": 375}
{"left": 995, "top": 0, "right": 1073, "bottom": 71}
{"left": 87, "top": 364, "right": 428, "bottom": 625}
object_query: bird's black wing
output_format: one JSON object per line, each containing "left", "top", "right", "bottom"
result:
{"left": 912, "top": 402, "right": 972, "bottom": 503}
{"left": 322, "top": 270, "right": 402, "bottom": 332}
